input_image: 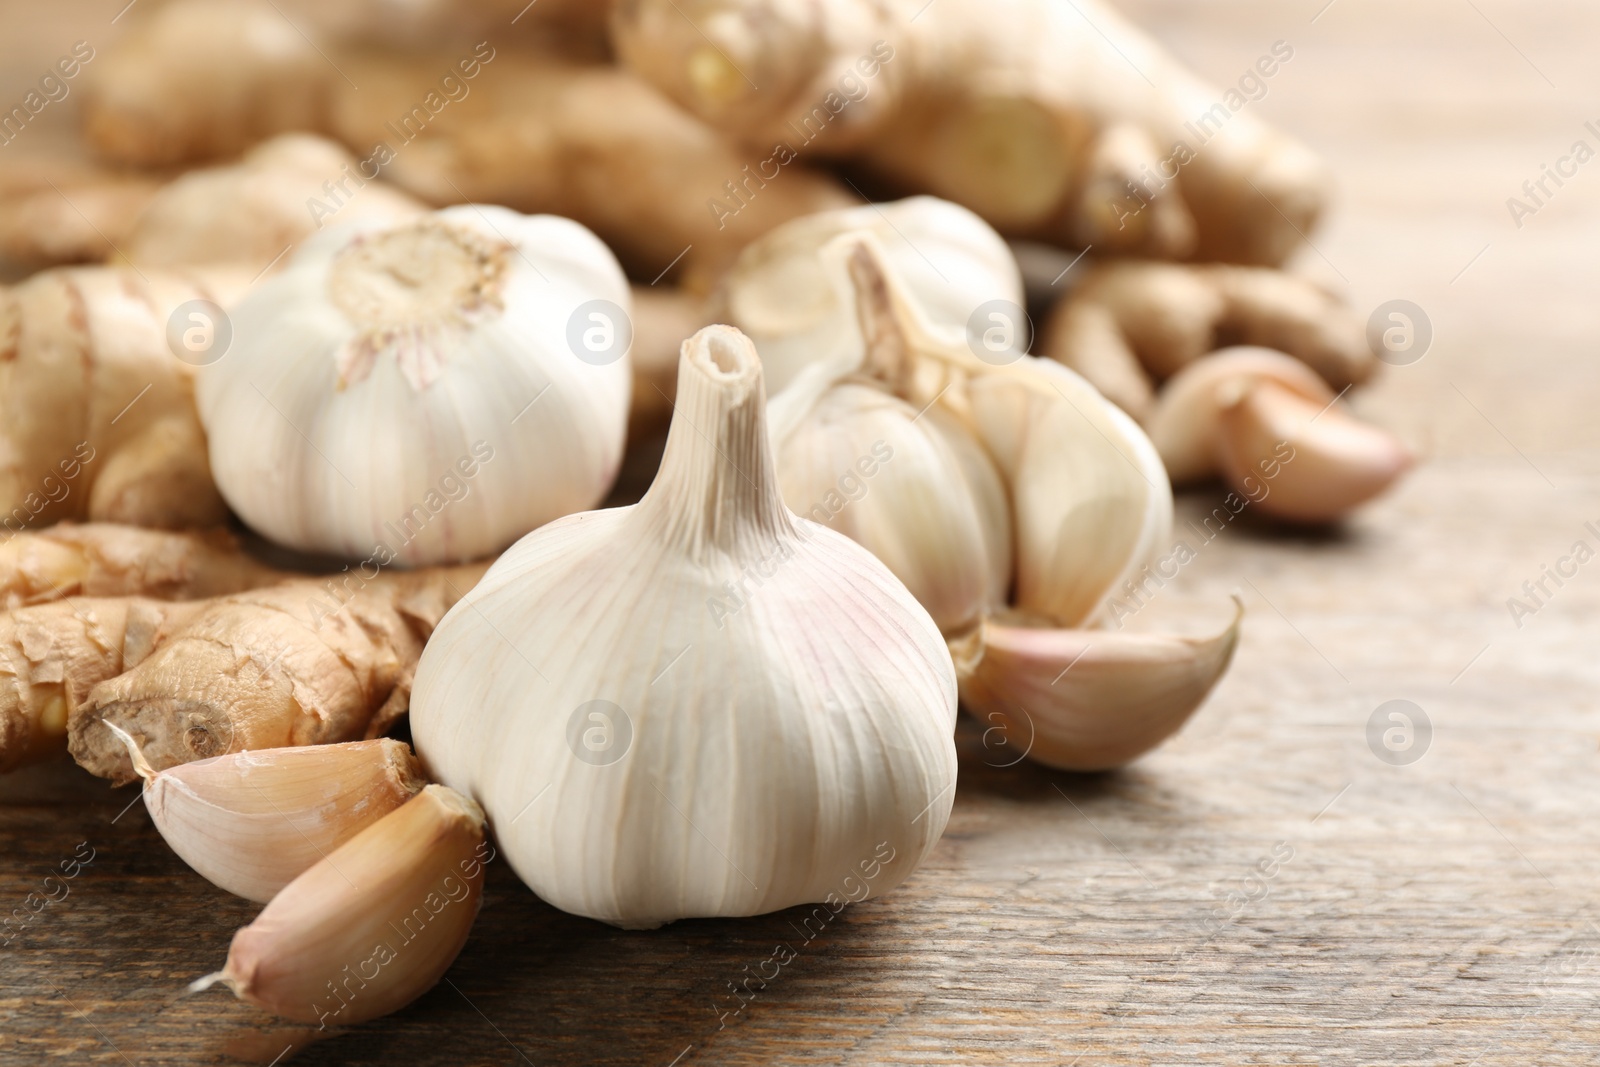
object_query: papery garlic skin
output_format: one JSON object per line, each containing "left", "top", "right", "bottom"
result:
{"left": 774, "top": 382, "right": 1011, "bottom": 636}
{"left": 197, "top": 206, "right": 632, "bottom": 565}
{"left": 211, "top": 784, "right": 486, "bottom": 1026}
{"left": 967, "top": 359, "right": 1171, "bottom": 628}
{"left": 956, "top": 602, "right": 1242, "bottom": 770}
{"left": 139, "top": 738, "right": 424, "bottom": 903}
{"left": 412, "top": 326, "right": 957, "bottom": 929}
{"left": 775, "top": 231, "right": 1171, "bottom": 631}
{"left": 723, "top": 196, "right": 1023, "bottom": 394}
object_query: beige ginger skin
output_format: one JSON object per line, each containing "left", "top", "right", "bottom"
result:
{"left": 613, "top": 0, "right": 1329, "bottom": 266}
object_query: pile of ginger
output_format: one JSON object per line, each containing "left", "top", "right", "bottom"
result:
{"left": 0, "top": 0, "right": 1409, "bottom": 806}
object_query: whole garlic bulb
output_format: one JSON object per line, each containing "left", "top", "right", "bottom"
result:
{"left": 411, "top": 325, "right": 957, "bottom": 929}
{"left": 722, "top": 196, "right": 1023, "bottom": 395}
{"left": 198, "top": 206, "right": 632, "bottom": 565}
{"left": 751, "top": 217, "right": 1168, "bottom": 633}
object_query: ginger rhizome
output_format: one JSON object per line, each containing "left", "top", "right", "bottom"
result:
{"left": 614, "top": 0, "right": 1328, "bottom": 265}
{"left": 81, "top": 0, "right": 853, "bottom": 288}
{"left": 0, "top": 524, "right": 286, "bottom": 609}
{"left": 0, "top": 266, "right": 249, "bottom": 532}
{"left": 0, "top": 563, "right": 486, "bottom": 779}
{"left": 0, "top": 154, "right": 161, "bottom": 268}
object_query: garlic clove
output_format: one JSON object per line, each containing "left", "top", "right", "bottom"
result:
{"left": 721, "top": 196, "right": 1024, "bottom": 394}
{"left": 773, "top": 383, "right": 1011, "bottom": 638}
{"left": 967, "top": 359, "right": 1172, "bottom": 629}
{"left": 1146, "top": 346, "right": 1333, "bottom": 485}
{"left": 111, "top": 731, "right": 424, "bottom": 903}
{"left": 958, "top": 600, "right": 1243, "bottom": 771}
{"left": 1215, "top": 379, "right": 1413, "bottom": 523}
{"left": 799, "top": 232, "right": 1169, "bottom": 633}
{"left": 200, "top": 784, "right": 487, "bottom": 1027}
{"left": 412, "top": 325, "right": 958, "bottom": 929}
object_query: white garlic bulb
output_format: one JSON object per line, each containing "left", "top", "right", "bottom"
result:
{"left": 722, "top": 196, "right": 1024, "bottom": 395}
{"left": 751, "top": 221, "right": 1168, "bottom": 633}
{"left": 411, "top": 325, "right": 957, "bottom": 929}
{"left": 741, "top": 223, "right": 1230, "bottom": 772}
{"left": 197, "top": 206, "right": 632, "bottom": 566}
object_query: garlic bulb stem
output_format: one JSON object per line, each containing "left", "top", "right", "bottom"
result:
{"left": 637, "top": 331, "right": 794, "bottom": 555}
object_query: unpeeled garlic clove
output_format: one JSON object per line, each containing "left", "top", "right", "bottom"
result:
{"left": 806, "top": 234, "right": 1171, "bottom": 632}
{"left": 197, "top": 784, "right": 487, "bottom": 1027}
{"left": 721, "top": 196, "right": 1024, "bottom": 395}
{"left": 966, "top": 361, "right": 1171, "bottom": 629}
{"left": 958, "top": 600, "right": 1243, "bottom": 771}
{"left": 111, "top": 729, "right": 424, "bottom": 902}
{"left": 1215, "top": 380, "right": 1412, "bottom": 523}
{"left": 774, "top": 382, "right": 1009, "bottom": 636}
{"left": 1146, "top": 346, "right": 1333, "bottom": 485}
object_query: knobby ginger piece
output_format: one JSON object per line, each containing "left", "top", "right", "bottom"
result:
{"left": 69, "top": 564, "right": 488, "bottom": 783}
{"left": 81, "top": 0, "right": 332, "bottom": 166}
{"left": 0, "top": 524, "right": 287, "bottom": 610}
{"left": 0, "top": 597, "right": 200, "bottom": 772}
{"left": 0, "top": 155, "right": 163, "bottom": 267}
{"left": 615, "top": 0, "right": 1328, "bottom": 265}
{"left": 0, "top": 266, "right": 252, "bottom": 532}
{"left": 329, "top": 52, "right": 855, "bottom": 287}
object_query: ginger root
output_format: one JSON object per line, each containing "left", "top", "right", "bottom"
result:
{"left": 327, "top": 50, "right": 853, "bottom": 286}
{"left": 82, "top": 1, "right": 853, "bottom": 288}
{"left": 614, "top": 0, "right": 1327, "bottom": 265}
{"left": 0, "top": 266, "right": 252, "bottom": 532}
{"left": 0, "top": 563, "right": 486, "bottom": 779}
{"left": 0, "top": 524, "right": 286, "bottom": 610}
{"left": 81, "top": 0, "right": 331, "bottom": 167}
{"left": 0, "top": 597, "right": 200, "bottom": 773}
{"left": 0, "top": 154, "right": 162, "bottom": 268}
{"left": 628, "top": 285, "right": 714, "bottom": 438}
{"left": 1040, "top": 260, "right": 1374, "bottom": 423}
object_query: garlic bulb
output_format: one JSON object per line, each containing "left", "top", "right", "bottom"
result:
{"left": 411, "top": 325, "right": 957, "bottom": 929}
{"left": 197, "top": 206, "right": 632, "bottom": 565}
{"left": 755, "top": 226, "right": 1168, "bottom": 633}
{"left": 722, "top": 196, "right": 1024, "bottom": 395}
{"left": 731, "top": 214, "right": 1236, "bottom": 770}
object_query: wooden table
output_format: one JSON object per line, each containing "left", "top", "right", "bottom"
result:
{"left": 3, "top": 1, "right": 1597, "bottom": 1063}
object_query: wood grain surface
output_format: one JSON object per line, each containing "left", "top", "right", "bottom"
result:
{"left": 3, "top": 1, "right": 1598, "bottom": 1064}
